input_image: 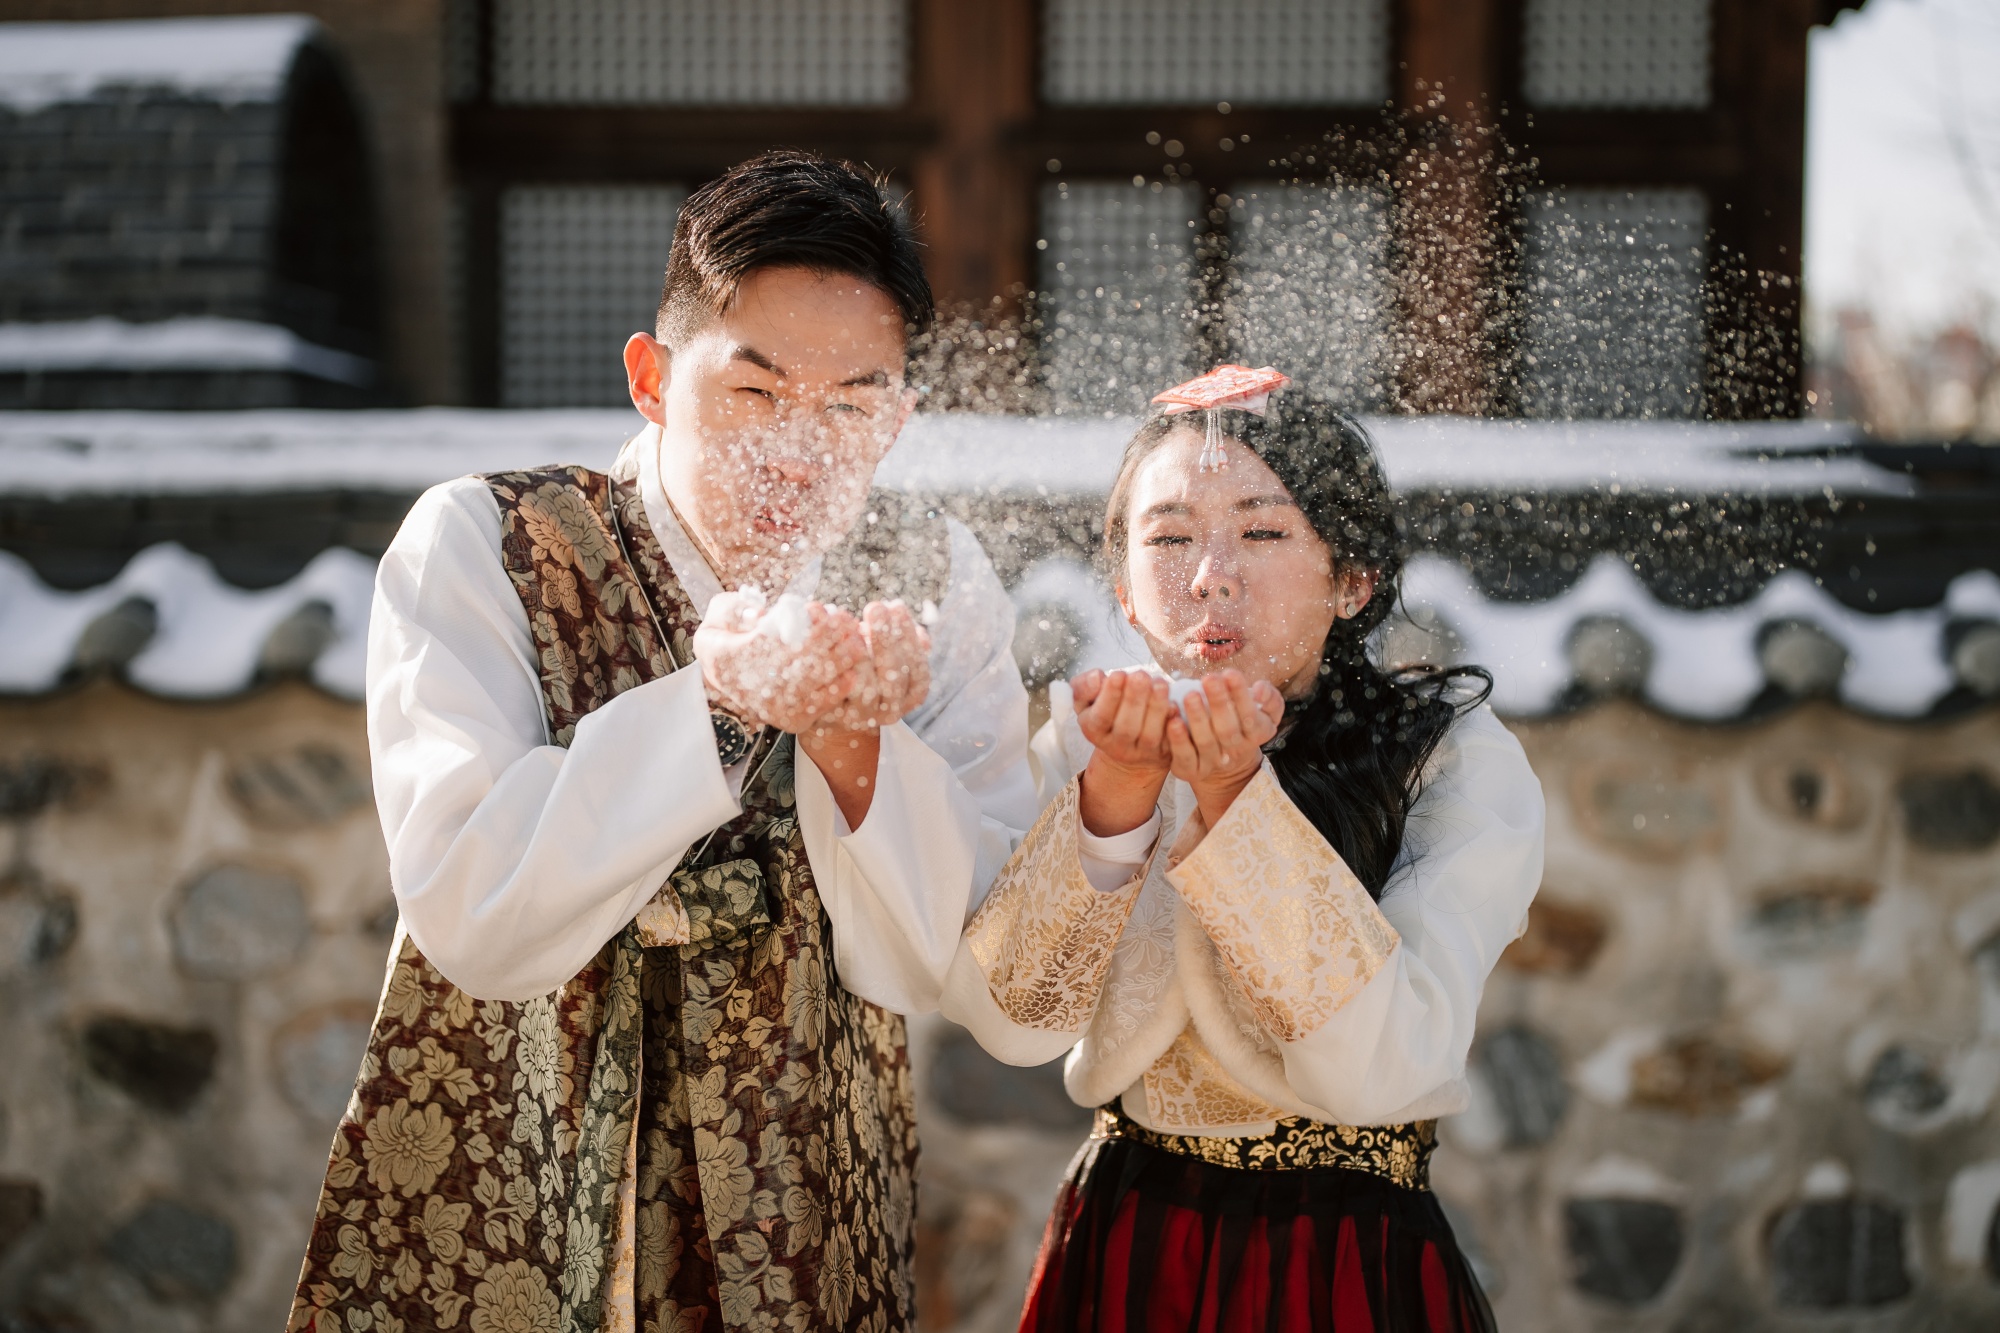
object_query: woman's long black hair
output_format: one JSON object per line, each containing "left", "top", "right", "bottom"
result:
{"left": 1103, "top": 391, "right": 1491, "bottom": 899}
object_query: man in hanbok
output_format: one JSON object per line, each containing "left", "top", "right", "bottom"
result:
{"left": 290, "top": 151, "right": 1035, "bottom": 1333}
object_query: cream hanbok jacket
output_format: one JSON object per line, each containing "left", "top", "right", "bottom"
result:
{"left": 941, "top": 679, "right": 1546, "bottom": 1134}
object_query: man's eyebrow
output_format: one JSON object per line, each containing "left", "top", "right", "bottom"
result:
{"left": 730, "top": 345, "right": 784, "bottom": 376}
{"left": 837, "top": 368, "right": 891, "bottom": 388}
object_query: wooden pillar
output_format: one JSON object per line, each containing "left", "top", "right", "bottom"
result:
{"left": 1705, "top": 0, "right": 1814, "bottom": 419}
{"left": 1393, "top": 0, "right": 1505, "bottom": 416}
{"left": 906, "top": 0, "right": 1038, "bottom": 314}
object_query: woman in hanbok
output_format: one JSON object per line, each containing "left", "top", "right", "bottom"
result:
{"left": 943, "top": 368, "right": 1545, "bottom": 1332}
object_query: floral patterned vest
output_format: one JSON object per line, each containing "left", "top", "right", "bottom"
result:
{"left": 290, "top": 467, "right": 927, "bottom": 1333}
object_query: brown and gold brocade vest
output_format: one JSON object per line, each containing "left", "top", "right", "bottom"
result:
{"left": 290, "top": 467, "right": 926, "bottom": 1333}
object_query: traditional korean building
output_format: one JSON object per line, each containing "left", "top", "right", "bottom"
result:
{"left": 5, "top": 0, "right": 1862, "bottom": 414}
{"left": 0, "top": 16, "right": 383, "bottom": 407}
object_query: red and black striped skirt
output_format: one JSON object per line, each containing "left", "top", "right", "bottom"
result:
{"left": 1018, "top": 1111, "right": 1495, "bottom": 1333}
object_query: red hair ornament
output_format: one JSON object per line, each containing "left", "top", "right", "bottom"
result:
{"left": 1151, "top": 364, "right": 1292, "bottom": 472}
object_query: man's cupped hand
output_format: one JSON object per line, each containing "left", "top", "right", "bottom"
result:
{"left": 696, "top": 593, "right": 930, "bottom": 737}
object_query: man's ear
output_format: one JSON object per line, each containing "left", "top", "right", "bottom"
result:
{"left": 625, "top": 333, "right": 670, "bottom": 427}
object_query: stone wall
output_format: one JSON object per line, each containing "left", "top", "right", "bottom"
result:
{"left": 2, "top": 685, "right": 1998, "bottom": 1330}
{"left": 0, "top": 684, "right": 391, "bottom": 1332}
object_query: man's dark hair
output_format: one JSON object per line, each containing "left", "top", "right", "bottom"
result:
{"left": 656, "top": 150, "right": 933, "bottom": 347}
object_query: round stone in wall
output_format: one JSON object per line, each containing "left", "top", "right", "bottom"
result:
{"left": 1474, "top": 1025, "right": 1569, "bottom": 1147}
{"left": 105, "top": 1199, "right": 236, "bottom": 1300}
{"left": 226, "top": 743, "right": 370, "bottom": 828}
{"left": 0, "top": 873, "right": 78, "bottom": 978}
{"left": 1988, "top": 1191, "right": 2000, "bottom": 1280}
{"left": 1768, "top": 1198, "right": 1910, "bottom": 1308}
{"left": 274, "top": 1004, "right": 373, "bottom": 1123}
{"left": 927, "top": 1023, "right": 1091, "bottom": 1131}
{"left": 81, "top": 1015, "right": 219, "bottom": 1114}
{"left": 1564, "top": 1197, "right": 1683, "bottom": 1305}
{"left": 170, "top": 863, "right": 310, "bottom": 980}
{"left": 1897, "top": 769, "right": 2000, "bottom": 853}
{"left": 0, "top": 1178, "right": 42, "bottom": 1262}
{"left": 1744, "top": 878, "right": 1878, "bottom": 958}
{"left": 1862, "top": 1045, "right": 1949, "bottom": 1122}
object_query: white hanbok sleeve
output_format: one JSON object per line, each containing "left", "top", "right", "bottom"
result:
{"left": 793, "top": 518, "right": 1039, "bottom": 1015}
{"left": 1168, "top": 704, "right": 1544, "bottom": 1120}
{"left": 368, "top": 478, "right": 742, "bottom": 1002}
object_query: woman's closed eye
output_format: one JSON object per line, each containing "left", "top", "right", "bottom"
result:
{"left": 1242, "top": 526, "right": 1288, "bottom": 541}
{"left": 1143, "top": 532, "right": 1193, "bottom": 548}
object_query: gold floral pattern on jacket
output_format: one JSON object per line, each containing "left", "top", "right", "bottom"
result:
{"left": 1167, "top": 765, "right": 1399, "bottom": 1041}
{"left": 1140, "top": 1024, "right": 1287, "bottom": 1131}
{"left": 964, "top": 778, "right": 1143, "bottom": 1031}
{"left": 290, "top": 468, "right": 920, "bottom": 1333}
{"left": 1096, "top": 1102, "right": 1437, "bottom": 1190}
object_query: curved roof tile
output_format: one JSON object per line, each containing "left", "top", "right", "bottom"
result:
{"left": 0, "top": 543, "right": 371, "bottom": 699}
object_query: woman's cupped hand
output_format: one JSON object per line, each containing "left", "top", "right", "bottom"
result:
{"left": 1169, "top": 671, "right": 1283, "bottom": 828}
{"left": 1072, "top": 668, "right": 1283, "bottom": 836}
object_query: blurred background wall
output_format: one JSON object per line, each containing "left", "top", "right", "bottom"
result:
{"left": 1, "top": 3, "right": 1998, "bottom": 1332}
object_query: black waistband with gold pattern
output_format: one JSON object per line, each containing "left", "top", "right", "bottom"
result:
{"left": 1093, "top": 1104, "right": 1436, "bottom": 1190}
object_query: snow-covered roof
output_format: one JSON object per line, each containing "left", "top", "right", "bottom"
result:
{"left": 0, "top": 15, "right": 319, "bottom": 114}
{"left": 0, "top": 543, "right": 371, "bottom": 700}
{"left": 1394, "top": 554, "right": 2000, "bottom": 718}
{"left": 0, "top": 408, "right": 1909, "bottom": 499}
{"left": 1012, "top": 553, "right": 2000, "bottom": 721}
{"left": 6, "top": 538, "right": 1992, "bottom": 716}
{"left": 0, "top": 408, "right": 1984, "bottom": 713}
{"left": 0, "top": 319, "right": 374, "bottom": 385}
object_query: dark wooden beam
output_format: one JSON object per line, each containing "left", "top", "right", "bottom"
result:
{"left": 461, "top": 177, "right": 501, "bottom": 407}
{"left": 1708, "top": 0, "right": 1813, "bottom": 419}
{"left": 1394, "top": 0, "right": 1506, "bottom": 415}
{"left": 907, "top": 0, "right": 1037, "bottom": 311}
{"left": 450, "top": 106, "right": 937, "bottom": 181}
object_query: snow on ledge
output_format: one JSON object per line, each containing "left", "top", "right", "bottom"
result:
{"left": 0, "top": 318, "right": 374, "bottom": 385}
{"left": 0, "top": 408, "right": 639, "bottom": 497}
{"left": 0, "top": 15, "right": 319, "bottom": 114}
{"left": 0, "top": 409, "right": 1913, "bottom": 500}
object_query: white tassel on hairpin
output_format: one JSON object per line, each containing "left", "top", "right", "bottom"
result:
{"left": 1150, "top": 364, "right": 1293, "bottom": 475}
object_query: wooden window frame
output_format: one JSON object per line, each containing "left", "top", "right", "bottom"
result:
{"left": 448, "top": 0, "right": 1815, "bottom": 417}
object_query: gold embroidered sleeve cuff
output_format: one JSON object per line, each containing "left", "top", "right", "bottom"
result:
{"left": 1166, "top": 764, "right": 1399, "bottom": 1041}
{"left": 962, "top": 778, "right": 1144, "bottom": 1032}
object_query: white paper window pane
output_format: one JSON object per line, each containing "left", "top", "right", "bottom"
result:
{"left": 1224, "top": 182, "right": 1393, "bottom": 408}
{"left": 1044, "top": 0, "right": 1389, "bottom": 107}
{"left": 501, "top": 185, "right": 686, "bottom": 408}
{"left": 444, "top": 0, "right": 481, "bottom": 103}
{"left": 1523, "top": 0, "right": 1711, "bottom": 109}
{"left": 1039, "top": 181, "right": 1201, "bottom": 415}
{"left": 494, "top": 0, "right": 906, "bottom": 106}
{"left": 1520, "top": 188, "right": 1707, "bottom": 419}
